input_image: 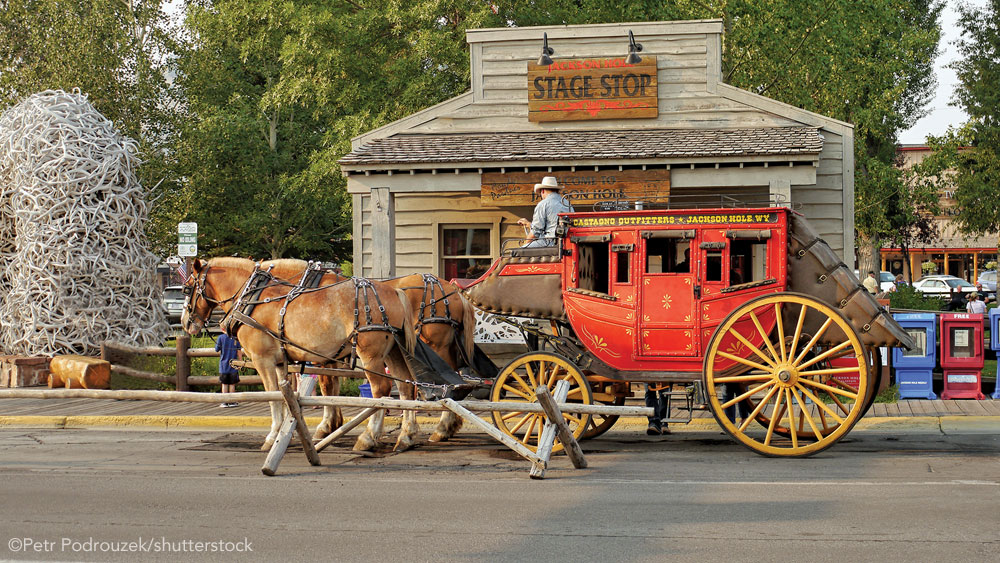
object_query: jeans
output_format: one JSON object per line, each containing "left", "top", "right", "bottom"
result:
{"left": 645, "top": 384, "right": 668, "bottom": 426}
{"left": 722, "top": 383, "right": 752, "bottom": 424}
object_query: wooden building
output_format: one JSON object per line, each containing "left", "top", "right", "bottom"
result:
{"left": 339, "top": 20, "right": 855, "bottom": 279}
{"left": 880, "top": 145, "right": 997, "bottom": 282}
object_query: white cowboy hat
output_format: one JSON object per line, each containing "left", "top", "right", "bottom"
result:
{"left": 533, "top": 176, "right": 561, "bottom": 192}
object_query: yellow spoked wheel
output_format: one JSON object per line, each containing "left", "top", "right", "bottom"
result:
{"left": 738, "top": 346, "right": 880, "bottom": 440}
{"left": 704, "top": 292, "right": 869, "bottom": 457}
{"left": 490, "top": 352, "right": 593, "bottom": 453}
{"left": 581, "top": 391, "right": 626, "bottom": 440}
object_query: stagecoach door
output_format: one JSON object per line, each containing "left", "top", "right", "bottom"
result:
{"left": 637, "top": 230, "right": 699, "bottom": 357}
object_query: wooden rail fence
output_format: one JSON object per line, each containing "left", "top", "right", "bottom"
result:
{"left": 0, "top": 385, "right": 652, "bottom": 478}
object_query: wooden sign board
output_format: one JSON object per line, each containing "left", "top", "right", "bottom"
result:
{"left": 527, "top": 57, "right": 658, "bottom": 122}
{"left": 482, "top": 169, "right": 670, "bottom": 206}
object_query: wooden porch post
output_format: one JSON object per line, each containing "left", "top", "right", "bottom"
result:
{"left": 944, "top": 252, "right": 950, "bottom": 276}
{"left": 973, "top": 253, "right": 979, "bottom": 282}
{"left": 370, "top": 187, "right": 396, "bottom": 278}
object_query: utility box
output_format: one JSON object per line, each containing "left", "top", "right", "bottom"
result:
{"left": 939, "top": 313, "right": 985, "bottom": 400}
{"left": 892, "top": 313, "right": 937, "bottom": 400}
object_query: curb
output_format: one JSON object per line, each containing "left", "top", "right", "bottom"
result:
{"left": 2, "top": 414, "right": 998, "bottom": 433}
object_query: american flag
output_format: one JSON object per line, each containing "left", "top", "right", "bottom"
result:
{"left": 175, "top": 262, "right": 188, "bottom": 282}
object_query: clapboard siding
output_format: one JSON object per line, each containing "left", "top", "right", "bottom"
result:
{"left": 794, "top": 130, "right": 846, "bottom": 257}
{"left": 388, "top": 192, "right": 530, "bottom": 276}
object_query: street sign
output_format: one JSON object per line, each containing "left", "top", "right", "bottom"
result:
{"left": 178, "top": 222, "right": 197, "bottom": 257}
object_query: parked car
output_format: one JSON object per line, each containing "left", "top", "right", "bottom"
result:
{"left": 977, "top": 270, "right": 997, "bottom": 298}
{"left": 162, "top": 285, "right": 186, "bottom": 323}
{"left": 912, "top": 275, "right": 976, "bottom": 300}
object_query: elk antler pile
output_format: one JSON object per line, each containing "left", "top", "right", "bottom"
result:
{"left": 0, "top": 89, "right": 167, "bottom": 356}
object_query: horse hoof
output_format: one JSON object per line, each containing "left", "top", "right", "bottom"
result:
{"left": 312, "top": 427, "right": 331, "bottom": 441}
{"left": 428, "top": 432, "right": 447, "bottom": 443}
{"left": 353, "top": 434, "right": 376, "bottom": 452}
{"left": 393, "top": 437, "right": 414, "bottom": 452}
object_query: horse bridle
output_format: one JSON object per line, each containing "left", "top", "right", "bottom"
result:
{"left": 183, "top": 269, "right": 241, "bottom": 328}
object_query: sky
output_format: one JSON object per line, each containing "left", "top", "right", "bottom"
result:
{"left": 898, "top": 0, "right": 985, "bottom": 145}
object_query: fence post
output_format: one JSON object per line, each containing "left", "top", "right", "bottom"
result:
{"left": 175, "top": 334, "right": 190, "bottom": 392}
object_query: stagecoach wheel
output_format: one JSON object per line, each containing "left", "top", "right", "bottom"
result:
{"left": 581, "top": 394, "right": 625, "bottom": 440}
{"left": 744, "top": 346, "right": 881, "bottom": 439}
{"left": 704, "top": 293, "right": 869, "bottom": 458}
{"left": 490, "top": 352, "right": 593, "bottom": 453}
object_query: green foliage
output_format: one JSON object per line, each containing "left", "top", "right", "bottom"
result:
{"left": 889, "top": 283, "right": 942, "bottom": 311}
{"left": 921, "top": 260, "right": 937, "bottom": 274}
{"left": 943, "top": 0, "right": 1000, "bottom": 239}
{"left": 874, "top": 384, "right": 898, "bottom": 404}
{"left": 158, "top": 0, "right": 352, "bottom": 261}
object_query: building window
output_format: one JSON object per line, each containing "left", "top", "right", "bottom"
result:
{"left": 441, "top": 226, "right": 493, "bottom": 280}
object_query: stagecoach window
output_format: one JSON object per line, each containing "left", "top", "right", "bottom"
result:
{"left": 616, "top": 252, "right": 630, "bottom": 283}
{"left": 646, "top": 239, "right": 690, "bottom": 274}
{"left": 577, "top": 242, "right": 610, "bottom": 294}
{"left": 441, "top": 226, "right": 492, "bottom": 280}
{"left": 705, "top": 251, "right": 723, "bottom": 282}
{"left": 729, "top": 239, "right": 768, "bottom": 285}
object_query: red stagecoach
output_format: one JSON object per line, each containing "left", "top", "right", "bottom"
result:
{"left": 464, "top": 204, "right": 913, "bottom": 457}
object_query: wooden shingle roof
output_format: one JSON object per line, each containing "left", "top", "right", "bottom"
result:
{"left": 339, "top": 126, "right": 824, "bottom": 167}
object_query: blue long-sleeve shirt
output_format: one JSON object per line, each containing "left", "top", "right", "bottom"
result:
{"left": 529, "top": 192, "right": 573, "bottom": 245}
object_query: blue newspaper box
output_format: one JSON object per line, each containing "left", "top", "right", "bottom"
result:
{"left": 892, "top": 313, "right": 937, "bottom": 400}
{"left": 991, "top": 308, "right": 1000, "bottom": 399}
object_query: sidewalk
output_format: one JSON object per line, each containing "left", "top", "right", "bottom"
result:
{"left": 1, "top": 396, "right": 998, "bottom": 432}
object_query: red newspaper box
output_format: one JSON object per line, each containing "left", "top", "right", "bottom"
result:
{"left": 939, "top": 313, "right": 985, "bottom": 400}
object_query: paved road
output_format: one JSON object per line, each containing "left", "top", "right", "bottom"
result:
{"left": 1, "top": 424, "right": 998, "bottom": 562}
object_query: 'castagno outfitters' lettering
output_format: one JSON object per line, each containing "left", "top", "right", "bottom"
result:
{"left": 571, "top": 213, "right": 779, "bottom": 228}
{"left": 527, "top": 56, "right": 658, "bottom": 122}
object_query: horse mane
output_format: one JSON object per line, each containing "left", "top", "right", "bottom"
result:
{"left": 206, "top": 257, "right": 255, "bottom": 271}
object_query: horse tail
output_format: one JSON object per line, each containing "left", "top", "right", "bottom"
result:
{"left": 460, "top": 294, "right": 476, "bottom": 363}
{"left": 395, "top": 287, "right": 416, "bottom": 355}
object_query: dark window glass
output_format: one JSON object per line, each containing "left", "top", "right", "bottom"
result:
{"left": 706, "top": 251, "right": 723, "bottom": 282}
{"left": 616, "top": 252, "right": 630, "bottom": 284}
{"left": 578, "top": 243, "right": 610, "bottom": 294}
{"left": 730, "top": 239, "right": 768, "bottom": 285}
{"left": 442, "top": 228, "right": 490, "bottom": 256}
{"left": 646, "top": 239, "right": 690, "bottom": 273}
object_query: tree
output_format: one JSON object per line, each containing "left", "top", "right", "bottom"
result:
{"left": 161, "top": 0, "right": 353, "bottom": 260}
{"left": 947, "top": 0, "right": 1000, "bottom": 241}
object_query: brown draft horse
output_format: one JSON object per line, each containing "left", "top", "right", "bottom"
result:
{"left": 260, "top": 263, "right": 477, "bottom": 443}
{"left": 180, "top": 257, "right": 421, "bottom": 452}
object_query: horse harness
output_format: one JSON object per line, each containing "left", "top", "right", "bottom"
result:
{"left": 408, "top": 273, "right": 461, "bottom": 334}
{"left": 223, "top": 264, "right": 401, "bottom": 375}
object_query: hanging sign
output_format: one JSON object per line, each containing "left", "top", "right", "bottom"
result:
{"left": 178, "top": 222, "right": 198, "bottom": 257}
{"left": 527, "top": 56, "right": 658, "bottom": 122}
{"left": 481, "top": 169, "right": 669, "bottom": 206}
